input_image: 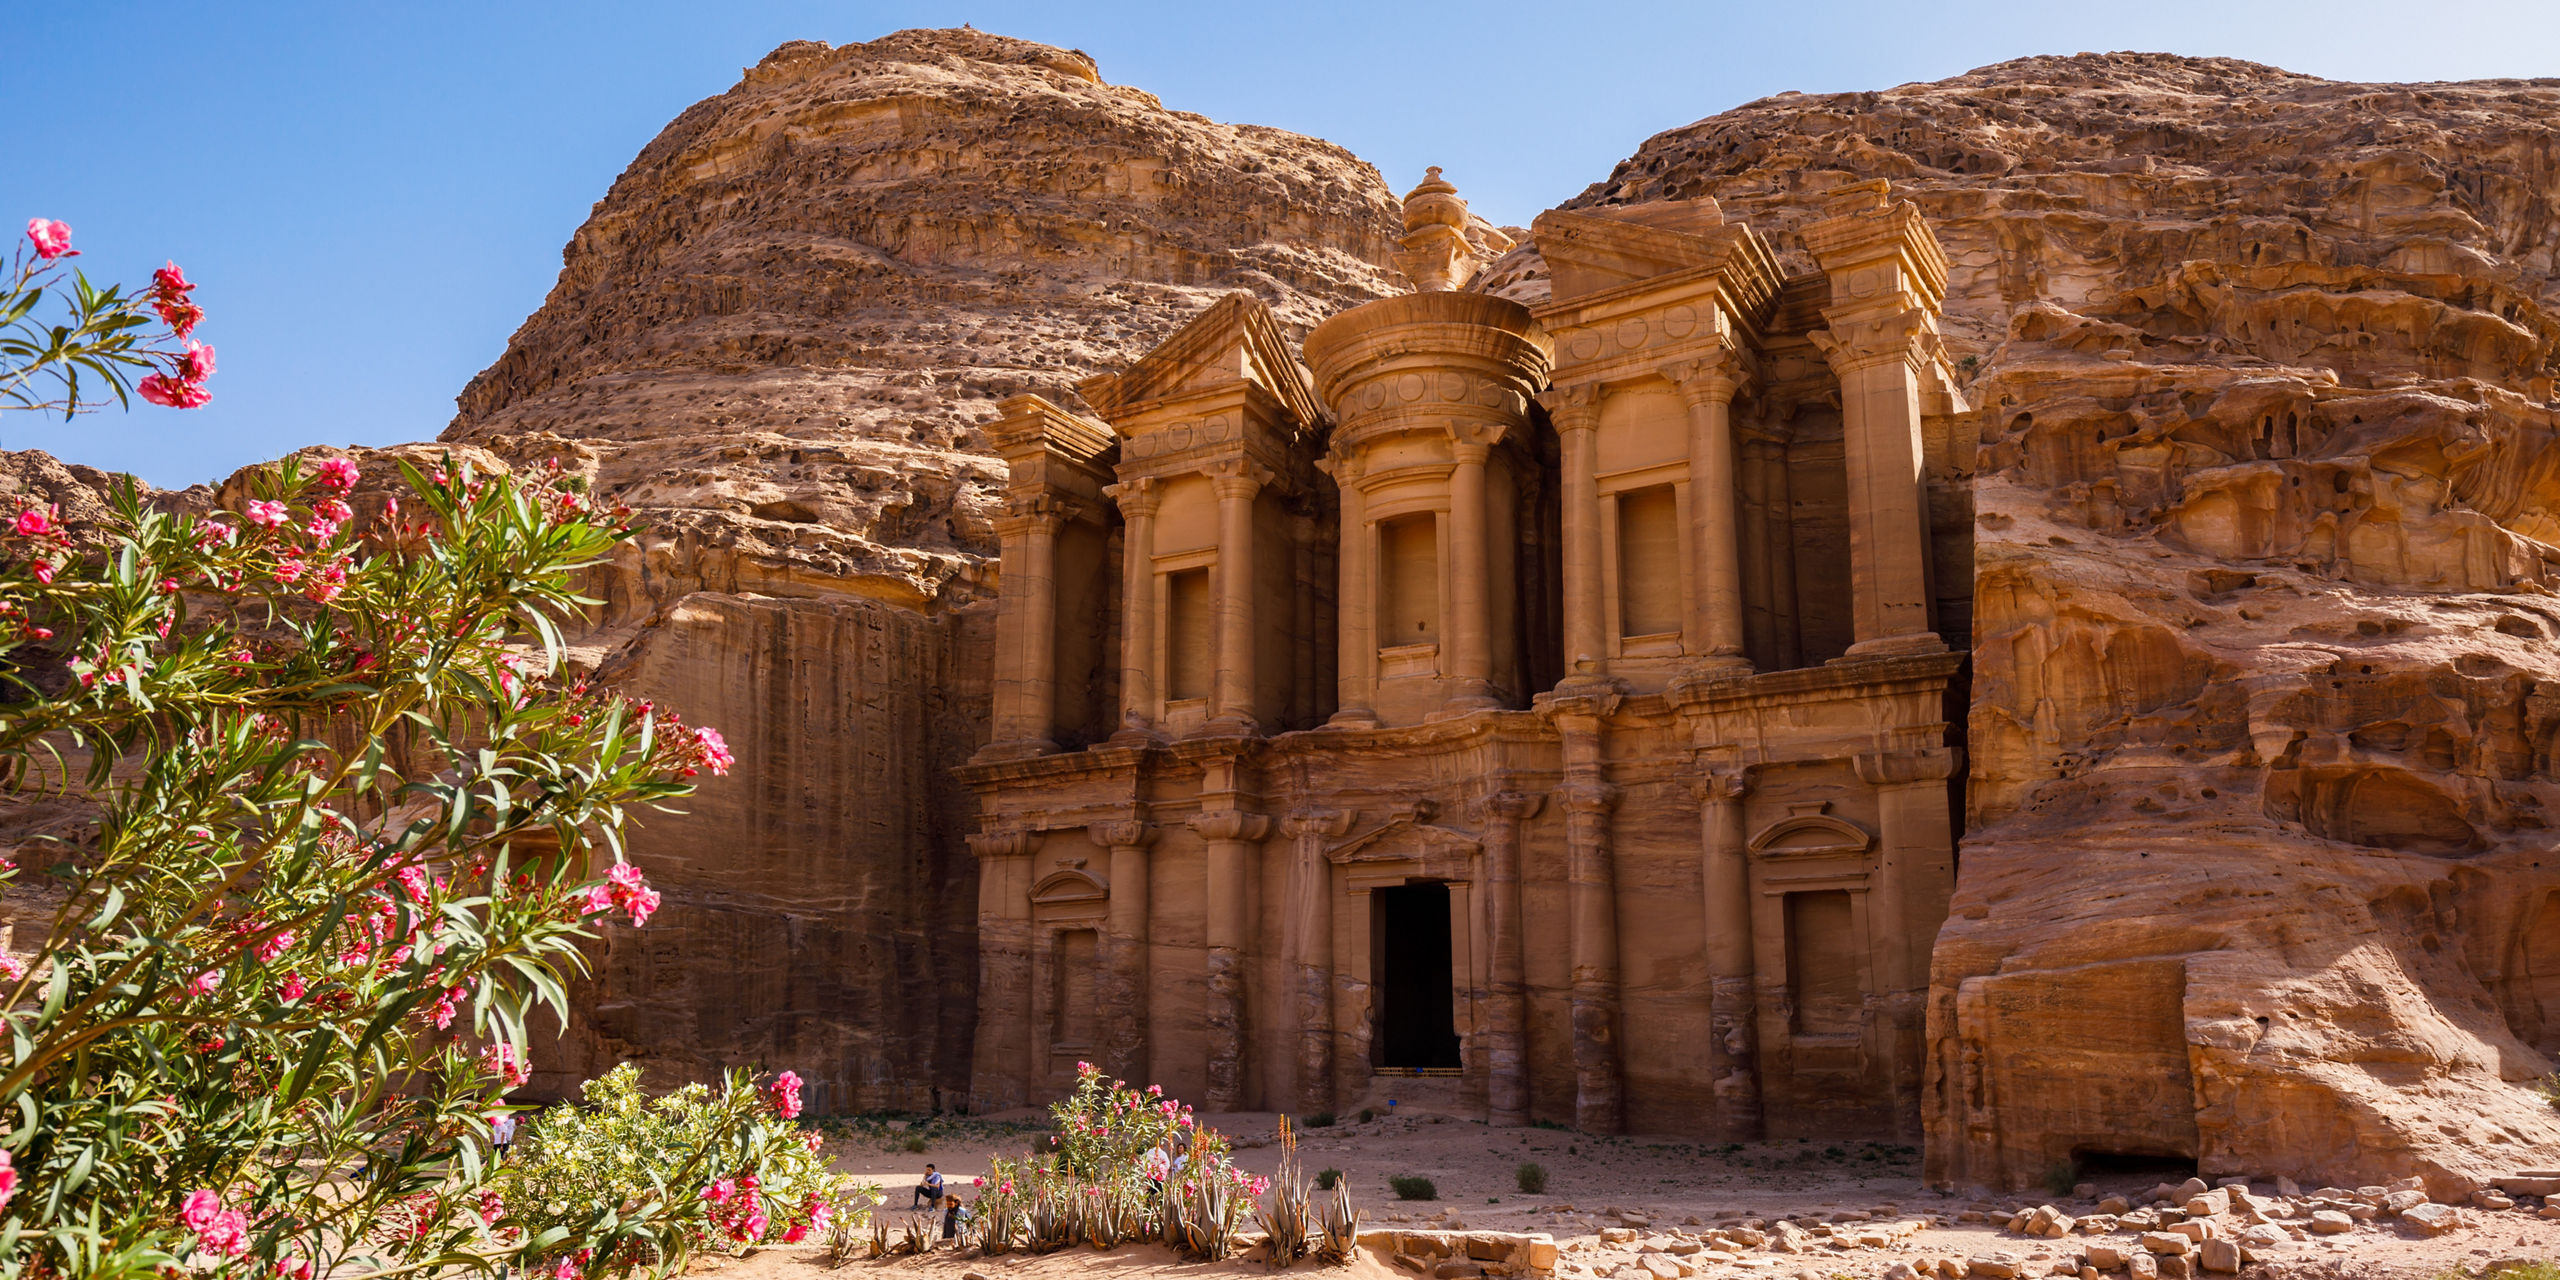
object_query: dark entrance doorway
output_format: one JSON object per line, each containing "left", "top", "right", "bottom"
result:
{"left": 1372, "top": 882, "right": 1460, "bottom": 1069}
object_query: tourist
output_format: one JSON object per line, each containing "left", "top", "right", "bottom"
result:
{"left": 912, "top": 1162, "right": 943, "bottom": 1208}
{"left": 940, "top": 1193, "right": 964, "bottom": 1242}
{"left": 490, "top": 1110, "right": 518, "bottom": 1163}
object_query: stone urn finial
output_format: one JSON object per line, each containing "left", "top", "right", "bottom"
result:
{"left": 1395, "top": 166, "right": 1480, "bottom": 293}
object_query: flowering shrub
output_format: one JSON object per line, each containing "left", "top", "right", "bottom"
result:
{"left": 2, "top": 218, "right": 214, "bottom": 416}
{"left": 0, "top": 254, "right": 761, "bottom": 1280}
{"left": 490, "top": 1064, "right": 875, "bottom": 1267}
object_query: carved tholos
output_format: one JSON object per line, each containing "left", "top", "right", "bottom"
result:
{"left": 960, "top": 175, "right": 1969, "bottom": 1144}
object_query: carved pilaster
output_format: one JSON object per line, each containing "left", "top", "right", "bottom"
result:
{"left": 1481, "top": 787, "right": 1545, "bottom": 1126}
{"left": 1281, "top": 806, "right": 1354, "bottom": 1114}
{"left": 1557, "top": 777, "right": 1622, "bottom": 1133}
{"left": 1540, "top": 384, "right": 1608, "bottom": 690}
{"left": 1318, "top": 452, "right": 1379, "bottom": 727}
{"left": 1690, "top": 767, "right": 1763, "bottom": 1140}
{"left": 1189, "top": 809, "right": 1271, "bottom": 1111}
{"left": 1662, "top": 349, "right": 1760, "bottom": 674}
{"left": 1855, "top": 745, "right": 1957, "bottom": 1142}
{"left": 1087, "top": 820, "right": 1158, "bottom": 1084}
{"left": 1104, "top": 478, "right": 1163, "bottom": 745}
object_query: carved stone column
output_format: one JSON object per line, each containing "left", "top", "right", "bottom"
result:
{"left": 987, "top": 498, "right": 1068, "bottom": 754}
{"left": 1321, "top": 452, "right": 1379, "bottom": 728}
{"left": 1281, "top": 806, "right": 1352, "bottom": 1114}
{"left": 1856, "top": 747, "right": 1958, "bottom": 1141}
{"left": 1804, "top": 185, "right": 1955, "bottom": 660}
{"left": 1088, "top": 819, "right": 1157, "bottom": 1085}
{"left": 1105, "top": 478, "right": 1162, "bottom": 745}
{"left": 1445, "top": 426, "right": 1502, "bottom": 710}
{"left": 1189, "top": 808, "right": 1271, "bottom": 1110}
{"left": 1560, "top": 774, "right": 1622, "bottom": 1133}
{"left": 1481, "top": 787, "right": 1545, "bottom": 1126}
{"left": 1693, "top": 767, "right": 1763, "bottom": 1140}
{"left": 1813, "top": 311, "right": 1942, "bottom": 658}
{"left": 965, "top": 828, "right": 1039, "bottom": 1111}
{"left": 1540, "top": 384, "right": 1608, "bottom": 688}
{"left": 1208, "top": 463, "right": 1268, "bottom": 733}
{"left": 1664, "top": 353, "right": 1755, "bottom": 674}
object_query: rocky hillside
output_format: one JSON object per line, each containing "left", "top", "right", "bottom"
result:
{"left": 439, "top": 28, "right": 1404, "bottom": 1108}
{"left": 1559, "top": 53, "right": 2560, "bottom": 1191}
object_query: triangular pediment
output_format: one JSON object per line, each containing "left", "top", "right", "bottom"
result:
{"left": 1077, "top": 292, "right": 1327, "bottom": 431}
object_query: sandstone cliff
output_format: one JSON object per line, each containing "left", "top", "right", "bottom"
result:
{"left": 440, "top": 28, "right": 1403, "bottom": 1108}
{"left": 1557, "top": 53, "right": 2560, "bottom": 1191}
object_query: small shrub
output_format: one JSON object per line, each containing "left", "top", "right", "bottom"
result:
{"left": 1516, "top": 1161, "right": 1549, "bottom": 1194}
{"left": 904, "top": 1133, "right": 929, "bottom": 1153}
{"left": 2534, "top": 1073, "right": 2560, "bottom": 1112}
{"left": 1304, "top": 1111, "right": 1337, "bottom": 1128}
{"left": 1316, "top": 1168, "right": 1342, "bottom": 1190}
{"left": 1389, "top": 1175, "right": 1438, "bottom": 1201}
{"left": 1359, "top": 1108, "right": 1376, "bottom": 1123}
{"left": 2043, "top": 1159, "right": 2079, "bottom": 1197}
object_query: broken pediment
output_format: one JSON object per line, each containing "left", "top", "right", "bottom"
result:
{"left": 1029, "top": 866, "right": 1110, "bottom": 906}
{"left": 1075, "top": 291, "right": 1327, "bottom": 430}
{"left": 1748, "top": 802, "right": 1874, "bottom": 860}
{"left": 1531, "top": 205, "right": 1779, "bottom": 311}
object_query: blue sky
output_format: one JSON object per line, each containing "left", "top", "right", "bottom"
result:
{"left": 9, "top": 0, "right": 2556, "bottom": 488}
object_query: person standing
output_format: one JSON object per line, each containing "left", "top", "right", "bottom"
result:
{"left": 490, "top": 1111, "right": 518, "bottom": 1163}
{"left": 912, "top": 1163, "right": 943, "bottom": 1209}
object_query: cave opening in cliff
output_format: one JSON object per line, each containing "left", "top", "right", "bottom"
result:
{"left": 1372, "top": 882, "right": 1461, "bottom": 1070}
{"left": 2069, "top": 1147, "right": 2199, "bottom": 1183}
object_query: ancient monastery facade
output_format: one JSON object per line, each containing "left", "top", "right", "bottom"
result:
{"left": 956, "top": 174, "right": 1979, "bottom": 1139}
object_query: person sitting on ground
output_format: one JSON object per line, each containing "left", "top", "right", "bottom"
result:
{"left": 940, "top": 1193, "right": 964, "bottom": 1242}
{"left": 912, "top": 1162, "right": 943, "bottom": 1209}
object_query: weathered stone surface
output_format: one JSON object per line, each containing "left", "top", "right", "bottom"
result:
{"left": 438, "top": 27, "right": 1403, "bottom": 1106}
{"left": 1545, "top": 48, "right": 2560, "bottom": 1194}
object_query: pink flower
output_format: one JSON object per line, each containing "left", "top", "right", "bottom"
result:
{"left": 313, "top": 498, "right": 352, "bottom": 524}
{"left": 481, "top": 1040, "right": 530, "bottom": 1088}
{"left": 178, "top": 341, "right": 216, "bottom": 381}
{"left": 138, "top": 373, "right": 211, "bottom": 409}
{"left": 153, "top": 262, "right": 193, "bottom": 295}
{"left": 12, "top": 507, "right": 54, "bottom": 538}
{"left": 25, "top": 219, "right": 74, "bottom": 261}
{"left": 0, "top": 1150, "right": 15, "bottom": 1208}
{"left": 693, "top": 725, "right": 734, "bottom": 775}
{"left": 478, "top": 1188, "right": 506, "bottom": 1224}
{"left": 187, "top": 969, "right": 222, "bottom": 997}
{"left": 275, "top": 1257, "right": 313, "bottom": 1280}
{"left": 395, "top": 863, "right": 432, "bottom": 905}
{"left": 255, "top": 930, "right": 296, "bottom": 964}
{"left": 315, "top": 457, "right": 359, "bottom": 491}
{"left": 0, "top": 954, "right": 22, "bottom": 983}
{"left": 782, "top": 1223, "right": 811, "bottom": 1244}
{"left": 769, "top": 1069, "right": 803, "bottom": 1120}
{"left": 181, "top": 1190, "right": 248, "bottom": 1258}
{"left": 150, "top": 263, "right": 201, "bottom": 337}
{"left": 703, "top": 1178, "right": 736, "bottom": 1206}
{"left": 245, "top": 500, "right": 289, "bottom": 529}
{"left": 279, "top": 971, "right": 305, "bottom": 1002}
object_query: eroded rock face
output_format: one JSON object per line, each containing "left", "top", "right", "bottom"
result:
{"left": 440, "top": 28, "right": 1403, "bottom": 1108}
{"left": 1561, "top": 53, "right": 2560, "bottom": 1191}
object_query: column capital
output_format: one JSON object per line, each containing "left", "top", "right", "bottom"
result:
{"left": 1281, "top": 807, "right": 1356, "bottom": 840}
{"left": 1315, "top": 447, "right": 1365, "bottom": 486}
{"left": 996, "top": 491, "right": 1082, "bottom": 532}
{"left": 1662, "top": 347, "right": 1759, "bottom": 408}
{"left": 1854, "top": 746, "right": 1960, "bottom": 788}
{"left": 1087, "top": 819, "right": 1159, "bottom": 850}
{"left": 1104, "top": 475, "right": 1160, "bottom": 519}
{"left": 1188, "top": 810, "right": 1271, "bottom": 843}
{"left": 1559, "top": 779, "right": 1620, "bottom": 816}
{"left": 1537, "top": 382, "right": 1604, "bottom": 433}
{"left": 1206, "top": 458, "right": 1273, "bottom": 501}
{"left": 1689, "top": 767, "right": 1750, "bottom": 804}
{"left": 1483, "top": 790, "right": 1547, "bottom": 822}
{"left": 967, "top": 827, "right": 1039, "bottom": 859}
{"left": 1810, "top": 306, "right": 1932, "bottom": 377}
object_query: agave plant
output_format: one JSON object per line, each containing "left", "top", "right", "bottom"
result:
{"left": 897, "top": 1213, "right": 935, "bottom": 1256}
{"left": 1315, "top": 1172, "right": 1363, "bottom": 1266}
{"left": 1257, "top": 1115, "right": 1317, "bottom": 1266}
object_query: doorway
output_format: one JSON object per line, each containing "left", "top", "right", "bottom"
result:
{"left": 1372, "top": 882, "right": 1460, "bottom": 1069}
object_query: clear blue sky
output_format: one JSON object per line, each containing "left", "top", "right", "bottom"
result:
{"left": 9, "top": 0, "right": 2555, "bottom": 489}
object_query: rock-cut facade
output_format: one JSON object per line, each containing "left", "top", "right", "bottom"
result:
{"left": 958, "top": 171, "right": 1978, "bottom": 1141}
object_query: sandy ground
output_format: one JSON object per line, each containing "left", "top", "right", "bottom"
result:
{"left": 686, "top": 1109, "right": 2557, "bottom": 1280}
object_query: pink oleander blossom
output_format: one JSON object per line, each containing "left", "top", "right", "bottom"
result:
{"left": 279, "top": 971, "right": 306, "bottom": 1002}
{"left": 181, "top": 1190, "right": 248, "bottom": 1258}
{"left": 245, "top": 500, "right": 289, "bottom": 529}
{"left": 138, "top": 373, "right": 211, "bottom": 409}
{"left": 0, "top": 954, "right": 22, "bottom": 983}
{"left": 178, "top": 341, "right": 216, "bottom": 381}
{"left": 0, "top": 1150, "right": 15, "bottom": 1208}
{"left": 12, "top": 507, "right": 54, "bottom": 538}
{"left": 255, "top": 930, "right": 295, "bottom": 964}
{"left": 481, "top": 1040, "right": 530, "bottom": 1087}
{"left": 769, "top": 1069, "right": 803, "bottom": 1120}
{"left": 25, "top": 219, "right": 74, "bottom": 260}
{"left": 187, "top": 969, "right": 222, "bottom": 997}
{"left": 315, "top": 456, "right": 359, "bottom": 491}
{"left": 693, "top": 725, "right": 734, "bottom": 775}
